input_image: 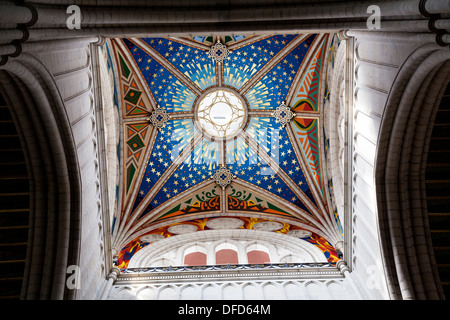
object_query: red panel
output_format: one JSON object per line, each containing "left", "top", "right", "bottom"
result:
{"left": 184, "top": 252, "right": 207, "bottom": 266}
{"left": 216, "top": 249, "right": 239, "bottom": 264}
{"left": 247, "top": 250, "right": 270, "bottom": 264}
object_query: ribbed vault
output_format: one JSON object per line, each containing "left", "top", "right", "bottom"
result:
{"left": 108, "top": 33, "right": 343, "bottom": 269}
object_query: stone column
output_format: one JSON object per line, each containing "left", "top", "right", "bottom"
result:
{"left": 100, "top": 267, "right": 121, "bottom": 300}
{"left": 336, "top": 260, "right": 364, "bottom": 299}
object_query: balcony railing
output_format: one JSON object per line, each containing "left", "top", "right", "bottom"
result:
{"left": 120, "top": 261, "right": 337, "bottom": 274}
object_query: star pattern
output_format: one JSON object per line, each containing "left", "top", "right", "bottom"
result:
{"left": 142, "top": 37, "right": 216, "bottom": 90}
{"left": 131, "top": 119, "right": 197, "bottom": 212}
{"left": 146, "top": 137, "right": 220, "bottom": 210}
{"left": 223, "top": 34, "right": 297, "bottom": 89}
{"left": 123, "top": 39, "right": 197, "bottom": 112}
{"left": 226, "top": 134, "right": 312, "bottom": 215}
{"left": 235, "top": 116, "right": 317, "bottom": 212}
{"left": 245, "top": 34, "right": 316, "bottom": 110}
{"left": 121, "top": 33, "right": 324, "bottom": 224}
{"left": 112, "top": 33, "right": 344, "bottom": 269}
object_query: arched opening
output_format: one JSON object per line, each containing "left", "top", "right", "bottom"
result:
{"left": 247, "top": 250, "right": 270, "bottom": 264}
{"left": 425, "top": 82, "right": 450, "bottom": 299}
{"left": 0, "top": 92, "right": 30, "bottom": 299}
{"left": 184, "top": 252, "right": 207, "bottom": 266}
{"left": 215, "top": 243, "right": 239, "bottom": 265}
{"left": 216, "top": 249, "right": 238, "bottom": 265}
{"left": 246, "top": 244, "right": 271, "bottom": 264}
{"left": 183, "top": 245, "right": 207, "bottom": 266}
{"left": 0, "top": 65, "right": 82, "bottom": 300}
{"left": 375, "top": 49, "right": 450, "bottom": 300}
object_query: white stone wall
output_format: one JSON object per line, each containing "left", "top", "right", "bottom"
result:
{"left": 33, "top": 41, "right": 109, "bottom": 299}
{"left": 109, "top": 277, "right": 355, "bottom": 300}
{"left": 128, "top": 229, "right": 328, "bottom": 268}
{"left": 348, "top": 32, "right": 430, "bottom": 299}
{"left": 108, "top": 229, "right": 360, "bottom": 300}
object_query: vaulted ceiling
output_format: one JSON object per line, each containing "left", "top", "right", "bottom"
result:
{"left": 108, "top": 33, "right": 343, "bottom": 268}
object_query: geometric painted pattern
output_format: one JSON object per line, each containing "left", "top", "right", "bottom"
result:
{"left": 110, "top": 33, "right": 342, "bottom": 268}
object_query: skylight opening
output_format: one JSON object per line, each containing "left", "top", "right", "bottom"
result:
{"left": 196, "top": 89, "right": 247, "bottom": 139}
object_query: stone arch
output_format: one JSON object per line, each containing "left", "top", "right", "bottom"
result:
{"left": 245, "top": 242, "right": 272, "bottom": 264}
{"left": 242, "top": 282, "right": 262, "bottom": 300}
{"left": 283, "top": 281, "right": 306, "bottom": 299}
{"left": 222, "top": 283, "right": 242, "bottom": 300}
{"left": 326, "top": 280, "right": 349, "bottom": 300}
{"left": 156, "top": 285, "right": 179, "bottom": 300}
{"left": 135, "top": 286, "right": 156, "bottom": 300}
{"left": 214, "top": 241, "right": 240, "bottom": 264}
{"left": 0, "top": 55, "right": 82, "bottom": 300}
{"left": 128, "top": 229, "right": 328, "bottom": 268}
{"left": 262, "top": 281, "right": 284, "bottom": 300}
{"left": 201, "top": 283, "right": 220, "bottom": 300}
{"left": 183, "top": 244, "right": 208, "bottom": 266}
{"left": 375, "top": 43, "right": 450, "bottom": 300}
{"left": 179, "top": 284, "right": 201, "bottom": 300}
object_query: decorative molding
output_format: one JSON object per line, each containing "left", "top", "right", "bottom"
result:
{"left": 208, "top": 40, "right": 230, "bottom": 63}
{"left": 149, "top": 106, "right": 170, "bottom": 129}
{"left": 117, "top": 263, "right": 341, "bottom": 283}
{"left": 211, "top": 165, "right": 236, "bottom": 189}
{"left": 0, "top": 2, "right": 37, "bottom": 65}
{"left": 272, "top": 101, "right": 294, "bottom": 128}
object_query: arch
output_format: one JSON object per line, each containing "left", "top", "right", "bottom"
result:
{"left": 323, "top": 34, "right": 347, "bottom": 227}
{"left": 222, "top": 283, "right": 241, "bottom": 300}
{"left": 247, "top": 248, "right": 271, "bottom": 264}
{"left": 184, "top": 244, "right": 208, "bottom": 256}
{"left": 111, "top": 286, "right": 136, "bottom": 300}
{"left": 283, "top": 281, "right": 306, "bottom": 300}
{"left": 128, "top": 229, "right": 328, "bottom": 268}
{"left": 242, "top": 283, "right": 262, "bottom": 300}
{"left": 279, "top": 254, "right": 304, "bottom": 263}
{"left": 202, "top": 284, "right": 220, "bottom": 300}
{"left": 305, "top": 280, "right": 325, "bottom": 300}
{"left": 184, "top": 251, "right": 207, "bottom": 266}
{"left": 0, "top": 56, "right": 82, "bottom": 300}
{"left": 262, "top": 282, "right": 283, "bottom": 300}
{"left": 180, "top": 284, "right": 201, "bottom": 300}
{"left": 215, "top": 242, "right": 239, "bottom": 264}
{"left": 136, "top": 287, "right": 156, "bottom": 300}
{"left": 245, "top": 240, "right": 278, "bottom": 263}
{"left": 157, "top": 285, "right": 178, "bottom": 300}
{"left": 375, "top": 44, "right": 450, "bottom": 300}
{"left": 183, "top": 244, "right": 208, "bottom": 266}
{"left": 326, "top": 280, "right": 349, "bottom": 300}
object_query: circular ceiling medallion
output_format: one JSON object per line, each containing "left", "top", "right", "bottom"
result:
{"left": 287, "top": 229, "right": 312, "bottom": 239}
{"left": 205, "top": 217, "right": 244, "bottom": 230}
{"left": 253, "top": 221, "right": 284, "bottom": 232}
{"left": 212, "top": 166, "right": 235, "bottom": 189}
{"left": 273, "top": 101, "right": 294, "bottom": 128}
{"left": 140, "top": 234, "right": 165, "bottom": 243}
{"left": 167, "top": 224, "right": 198, "bottom": 235}
{"left": 208, "top": 41, "right": 230, "bottom": 63}
{"left": 195, "top": 88, "right": 247, "bottom": 140}
{"left": 149, "top": 106, "right": 170, "bottom": 129}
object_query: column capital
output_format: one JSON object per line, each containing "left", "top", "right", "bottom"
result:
{"left": 338, "top": 30, "right": 351, "bottom": 40}
{"left": 336, "top": 260, "right": 350, "bottom": 275}
{"left": 92, "top": 36, "right": 106, "bottom": 47}
{"left": 106, "top": 266, "right": 121, "bottom": 281}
